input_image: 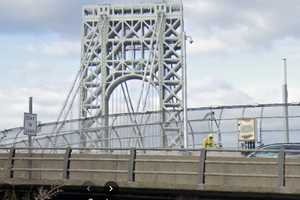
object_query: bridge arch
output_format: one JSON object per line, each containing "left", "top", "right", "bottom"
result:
{"left": 107, "top": 77, "right": 161, "bottom": 148}
{"left": 105, "top": 74, "right": 158, "bottom": 101}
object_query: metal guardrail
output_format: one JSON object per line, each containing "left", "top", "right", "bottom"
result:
{"left": 0, "top": 147, "right": 299, "bottom": 191}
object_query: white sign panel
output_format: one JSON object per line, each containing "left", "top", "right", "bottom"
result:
{"left": 24, "top": 113, "right": 37, "bottom": 136}
{"left": 238, "top": 118, "right": 256, "bottom": 141}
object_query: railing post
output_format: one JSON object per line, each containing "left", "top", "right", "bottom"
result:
{"left": 198, "top": 148, "right": 207, "bottom": 186}
{"left": 277, "top": 147, "right": 285, "bottom": 188}
{"left": 63, "top": 147, "right": 72, "bottom": 180}
{"left": 7, "top": 147, "right": 15, "bottom": 178}
{"left": 128, "top": 148, "right": 136, "bottom": 182}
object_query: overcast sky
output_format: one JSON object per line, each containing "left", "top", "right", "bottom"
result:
{"left": 1, "top": 0, "right": 300, "bottom": 130}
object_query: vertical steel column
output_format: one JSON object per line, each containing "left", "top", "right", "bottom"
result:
{"left": 79, "top": 8, "right": 88, "bottom": 149}
{"left": 101, "top": 15, "right": 109, "bottom": 149}
{"left": 28, "top": 97, "right": 33, "bottom": 179}
{"left": 282, "top": 58, "right": 289, "bottom": 143}
{"left": 217, "top": 109, "right": 223, "bottom": 147}
{"left": 277, "top": 147, "right": 286, "bottom": 188}
{"left": 182, "top": 32, "right": 188, "bottom": 149}
{"left": 259, "top": 107, "right": 264, "bottom": 145}
{"left": 28, "top": 97, "right": 33, "bottom": 149}
{"left": 158, "top": 11, "right": 167, "bottom": 147}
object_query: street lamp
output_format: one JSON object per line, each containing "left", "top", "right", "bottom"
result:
{"left": 282, "top": 57, "right": 289, "bottom": 143}
{"left": 186, "top": 35, "right": 194, "bottom": 44}
{"left": 183, "top": 32, "right": 193, "bottom": 148}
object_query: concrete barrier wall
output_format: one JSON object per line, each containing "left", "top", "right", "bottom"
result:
{"left": 0, "top": 151, "right": 299, "bottom": 192}
{"left": 0, "top": 153, "right": 9, "bottom": 177}
{"left": 135, "top": 155, "right": 199, "bottom": 185}
{"left": 70, "top": 154, "right": 129, "bottom": 183}
{"left": 13, "top": 153, "right": 64, "bottom": 180}
{"left": 285, "top": 158, "right": 300, "bottom": 189}
{"left": 205, "top": 157, "right": 278, "bottom": 188}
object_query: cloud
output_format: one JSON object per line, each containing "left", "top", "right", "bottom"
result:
{"left": 26, "top": 39, "right": 80, "bottom": 57}
{"left": 0, "top": 0, "right": 134, "bottom": 37}
{"left": 188, "top": 37, "right": 227, "bottom": 54}
{"left": 184, "top": 0, "right": 300, "bottom": 53}
{"left": 0, "top": 86, "right": 74, "bottom": 130}
{"left": 188, "top": 77, "right": 256, "bottom": 107}
{"left": 244, "top": 85, "right": 300, "bottom": 104}
{"left": 0, "top": 0, "right": 82, "bottom": 37}
{"left": 0, "top": 0, "right": 299, "bottom": 44}
{"left": 243, "top": 86, "right": 282, "bottom": 104}
{"left": 1, "top": 0, "right": 299, "bottom": 50}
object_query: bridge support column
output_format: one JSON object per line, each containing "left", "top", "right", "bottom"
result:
{"left": 101, "top": 15, "right": 109, "bottom": 149}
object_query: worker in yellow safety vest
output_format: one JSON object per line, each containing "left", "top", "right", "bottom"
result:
{"left": 202, "top": 134, "right": 216, "bottom": 148}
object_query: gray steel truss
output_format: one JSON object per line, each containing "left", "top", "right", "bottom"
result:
{"left": 79, "top": 2, "right": 185, "bottom": 148}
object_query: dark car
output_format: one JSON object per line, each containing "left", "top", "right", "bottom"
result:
{"left": 248, "top": 143, "right": 300, "bottom": 158}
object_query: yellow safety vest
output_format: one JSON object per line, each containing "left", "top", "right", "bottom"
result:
{"left": 202, "top": 137, "right": 215, "bottom": 148}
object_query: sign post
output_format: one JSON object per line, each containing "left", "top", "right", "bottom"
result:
{"left": 24, "top": 97, "right": 37, "bottom": 179}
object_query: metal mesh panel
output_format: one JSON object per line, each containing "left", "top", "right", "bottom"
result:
{"left": 1, "top": 103, "right": 299, "bottom": 148}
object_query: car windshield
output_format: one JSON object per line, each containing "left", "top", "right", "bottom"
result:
{"left": 250, "top": 144, "right": 300, "bottom": 158}
{"left": 285, "top": 145, "right": 300, "bottom": 156}
{"left": 252, "top": 150, "right": 279, "bottom": 158}
{"left": 253, "top": 145, "right": 281, "bottom": 158}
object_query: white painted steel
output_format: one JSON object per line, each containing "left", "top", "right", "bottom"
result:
{"left": 79, "top": 1, "right": 185, "bottom": 148}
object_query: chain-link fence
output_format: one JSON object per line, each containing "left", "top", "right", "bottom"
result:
{"left": 1, "top": 103, "right": 299, "bottom": 148}
{"left": 188, "top": 103, "right": 300, "bottom": 148}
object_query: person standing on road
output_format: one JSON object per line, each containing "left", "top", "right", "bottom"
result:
{"left": 202, "top": 134, "right": 216, "bottom": 148}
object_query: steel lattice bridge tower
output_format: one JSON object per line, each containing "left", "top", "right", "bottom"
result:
{"left": 79, "top": 1, "right": 186, "bottom": 148}
{"left": 0, "top": 1, "right": 190, "bottom": 149}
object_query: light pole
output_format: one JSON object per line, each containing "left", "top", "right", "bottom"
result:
{"left": 282, "top": 58, "right": 289, "bottom": 143}
{"left": 28, "top": 97, "right": 33, "bottom": 180}
{"left": 183, "top": 32, "right": 193, "bottom": 148}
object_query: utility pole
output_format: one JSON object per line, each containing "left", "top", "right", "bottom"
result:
{"left": 28, "top": 97, "right": 33, "bottom": 180}
{"left": 29, "top": 97, "right": 33, "bottom": 150}
{"left": 282, "top": 58, "right": 289, "bottom": 143}
{"left": 183, "top": 33, "right": 193, "bottom": 149}
{"left": 24, "top": 97, "right": 37, "bottom": 179}
{"left": 183, "top": 32, "right": 188, "bottom": 149}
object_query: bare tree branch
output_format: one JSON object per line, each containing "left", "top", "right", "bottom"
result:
{"left": 34, "top": 185, "right": 63, "bottom": 200}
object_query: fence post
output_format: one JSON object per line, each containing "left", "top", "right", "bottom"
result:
{"left": 198, "top": 148, "right": 207, "bottom": 186}
{"left": 7, "top": 147, "right": 16, "bottom": 178}
{"left": 277, "top": 147, "right": 285, "bottom": 188}
{"left": 128, "top": 148, "right": 136, "bottom": 182}
{"left": 63, "top": 147, "right": 72, "bottom": 180}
